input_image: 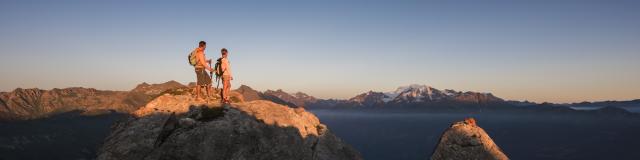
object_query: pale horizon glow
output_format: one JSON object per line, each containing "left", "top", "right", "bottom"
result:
{"left": 1, "top": 0, "right": 639, "bottom": 103}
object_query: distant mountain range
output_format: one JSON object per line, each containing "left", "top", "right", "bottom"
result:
{"left": 2, "top": 82, "right": 639, "bottom": 121}
{"left": 238, "top": 84, "right": 505, "bottom": 109}
{"left": 0, "top": 81, "right": 186, "bottom": 121}
{"left": 569, "top": 99, "right": 640, "bottom": 108}
{"left": 234, "top": 85, "right": 316, "bottom": 107}
{"left": 237, "top": 84, "right": 640, "bottom": 114}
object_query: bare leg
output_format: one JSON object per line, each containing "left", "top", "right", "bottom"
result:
{"left": 206, "top": 84, "right": 212, "bottom": 98}
{"left": 220, "top": 83, "right": 226, "bottom": 103}
{"left": 203, "top": 86, "right": 208, "bottom": 100}
{"left": 223, "top": 80, "right": 231, "bottom": 102}
{"left": 195, "top": 85, "right": 201, "bottom": 100}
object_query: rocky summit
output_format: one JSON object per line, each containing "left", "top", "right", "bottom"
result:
{"left": 97, "top": 93, "right": 361, "bottom": 160}
{"left": 431, "top": 118, "right": 509, "bottom": 160}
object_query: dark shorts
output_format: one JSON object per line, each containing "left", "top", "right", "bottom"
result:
{"left": 195, "top": 68, "right": 211, "bottom": 86}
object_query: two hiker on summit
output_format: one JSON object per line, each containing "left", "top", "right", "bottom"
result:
{"left": 190, "top": 41, "right": 233, "bottom": 103}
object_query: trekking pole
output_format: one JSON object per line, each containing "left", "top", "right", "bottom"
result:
{"left": 209, "top": 60, "right": 213, "bottom": 84}
{"left": 209, "top": 60, "right": 214, "bottom": 98}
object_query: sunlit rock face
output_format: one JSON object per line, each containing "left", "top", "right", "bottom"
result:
{"left": 97, "top": 94, "right": 361, "bottom": 160}
{"left": 431, "top": 118, "right": 509, "bottom": 160}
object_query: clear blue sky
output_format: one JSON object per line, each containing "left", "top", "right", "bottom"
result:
{"left": 1, "top": 0, "right": 639, "bottom": 103}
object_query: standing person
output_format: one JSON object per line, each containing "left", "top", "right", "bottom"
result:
{"left": 219, "top": 48, "right": 233, "bottom": 103}
{"left": 194, "top": 41, "right": 214, "bottom": 100}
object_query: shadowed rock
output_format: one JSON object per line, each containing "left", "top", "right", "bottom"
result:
{"left": 431, "top": 118, "right": 508, "bottom": 160}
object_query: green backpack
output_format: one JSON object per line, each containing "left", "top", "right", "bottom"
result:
{"left": 188, "top": 49, "right": 198, "bottom": 66}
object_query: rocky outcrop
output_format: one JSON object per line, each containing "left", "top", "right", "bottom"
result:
{"left": 431, "top": 118, "right": 508, "bottom": 160}
{"left": 0, "top": 81, "right": 186, "bottom": 121}
{"left": 97, "top": 94, "right": 361, "bottom": 160}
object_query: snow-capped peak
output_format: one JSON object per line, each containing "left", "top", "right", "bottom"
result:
{"left": 344, "top": 84, "right": 503, "bottom": 106}
{"left": 383, "top": 84, "right": 431, "bottom": 102}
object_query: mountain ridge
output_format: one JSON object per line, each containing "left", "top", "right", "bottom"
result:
{"left": 0, "top": 81, "right": 187, "bottom": 121}
{"left": 234, "top": 84, "right": 507, "bottom": 109}
{"left": 3, "top": 81, "right": 638, "bottom": 121}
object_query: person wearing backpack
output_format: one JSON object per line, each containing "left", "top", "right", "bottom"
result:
{"left": 218, "top": 48, "right": 233, "bottom": 103}
{"left": 189, "top": 41, "right": 214, "bottom": 100}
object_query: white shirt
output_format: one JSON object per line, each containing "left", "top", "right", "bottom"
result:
{"left": 221, "top": 57, "right": 232, "bottom": 76}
